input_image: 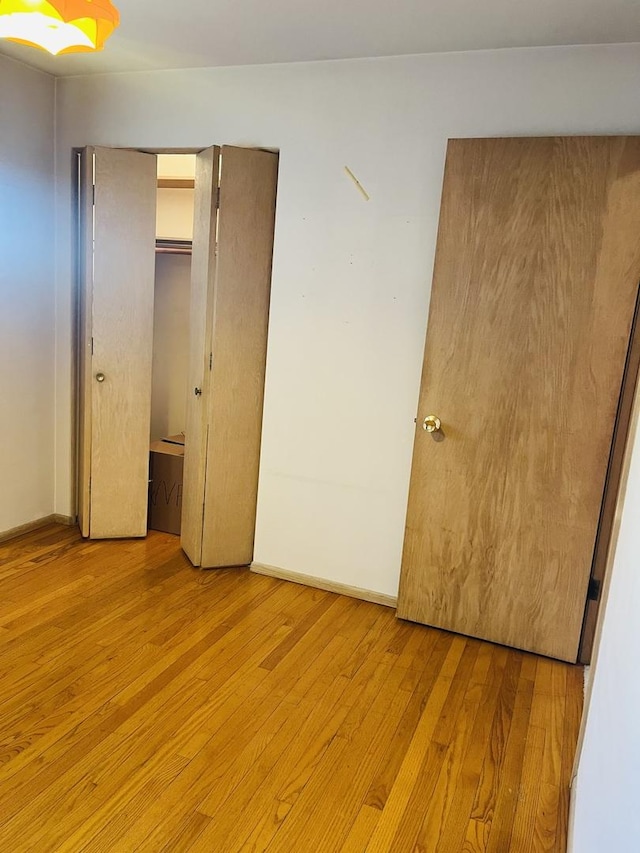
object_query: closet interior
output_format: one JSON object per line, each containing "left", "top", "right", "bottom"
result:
{"left": 148, "top": 154, "right": 196, "bottom": 536}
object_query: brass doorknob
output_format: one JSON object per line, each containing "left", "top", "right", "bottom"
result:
{"left": 423, "top": 415, "right": 441, "bottom": 433}
{"left": 95, "top": 372, "right": 106, "bottom": 383}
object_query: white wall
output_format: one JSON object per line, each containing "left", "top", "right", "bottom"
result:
{"left": 0, "top": 55, "right": 55, "bottom": 533}
{"left": 569, "top": 411, "right": 640, "bottom": 850}
{"left": 54, "top": 43, "right": 640, "bottom": 595}
{"left": 151, "top": 253, "right": 191, "bottom": 441}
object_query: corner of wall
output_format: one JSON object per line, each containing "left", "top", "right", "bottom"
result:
{"left": 53, "top": 72, "right": 61, "bottom": 516}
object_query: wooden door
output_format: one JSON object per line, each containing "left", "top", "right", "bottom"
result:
{"left": 181, "top": 146, "right": 220, "bottom": 565}
{"left": 200, "top": 146, "right": 278, "bottom": 568}
{"left": 78, "top": 147, "right": 157, "bottom": 539}
{"left": 181, "top": 146, "right": 278, "bottom": 568}
{"left": 397, "top": 137, "right": 640, "bottom": 662}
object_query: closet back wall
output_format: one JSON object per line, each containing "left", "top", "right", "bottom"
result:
{"left": 151, "top": 254, "right": 190, "bottom": 441}
{"left": 54, "top": 44, "right": 640, "bottom": 596}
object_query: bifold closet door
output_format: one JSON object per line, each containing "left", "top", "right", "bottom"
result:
{"left": 78, "top": 147, "right": 157, "bottom": 539}
{"left": 181, "top": 146, "right": 278, "bottom": 568}
{"left": 398, "top": 136, "right": 640, "bottom": 662}
{"left": 181, "top": 147, "right": 221, "bottom": 565}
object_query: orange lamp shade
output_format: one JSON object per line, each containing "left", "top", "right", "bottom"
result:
{"left": 0, "top": 0, "right": 120, "bottom": 55}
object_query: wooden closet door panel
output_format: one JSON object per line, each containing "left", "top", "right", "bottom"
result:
{"left": 397, "top": 136, "right": 640, "bottom": 661}
{"left": 89, "top": 147, "right": 157, "bottom": 539}
{"left": 200, "top": 146, "right": 278, "bottom": 568}
{"left": 181, "top": 147, "right": 220, "bottom": 566}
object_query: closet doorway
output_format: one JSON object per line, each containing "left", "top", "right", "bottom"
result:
{"left": 147, "top": 153, "right": 195, "bottom": 538}
{"left": 76, "top": 145, "right": 279, "bottom": 569}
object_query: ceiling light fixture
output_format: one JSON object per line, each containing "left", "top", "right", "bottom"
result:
{"left": 0, "top": 0, "right": 120, "bottom": 55}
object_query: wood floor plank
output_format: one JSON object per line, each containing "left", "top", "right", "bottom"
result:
{"left": 341, "top": 804, "right": 381, "bottom": 852}
{"left": 413, "top": 643, "right": 499, "bottom": 853}
{"left": 379, "top": 641, "right": 482, "bottom": 851}
{"left": 530, "top": 659, "right": 568, "bottom": 787}
{"left": 433, "top": 647, "right": 510, "bottom": 853}
{"left": 157, "top": 811, "right": 213, "bottom": 852}
{"left": 462, "top": 651, "right": 523, "bottom": 851}
{"left": 534, "top": 782, "right": 562, "bottom": 851}
{"left": 484, "top": 670, "right": 536, "bottom": 852}
{"left": 0, "top": 526, "right": 583, "bottom": 852}
{"left": 509, "top": 724, "right": 546, "bottom": 851}
{"left": 364, "top": 628, "right": 446, "bottom": 810}
{"left": 363, "top": 638, "right": 467, "bottom": 851}
{"left": 556, "top": 664, "right": 584, "bottom": 851}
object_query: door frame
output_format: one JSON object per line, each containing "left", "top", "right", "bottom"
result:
{"left": 578, "top": 279, "right": 640, "bottom": 663}
{"left": 571, "top": 281, "right": 640, "bottom": 784}
{"left": 71, "top": 149, "right": 82, "bottom": 533}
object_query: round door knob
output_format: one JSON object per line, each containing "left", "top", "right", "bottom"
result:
{"left": 95, "top": 372, "right": 106, "bottom": 383}
{"left": 423, "top": 415, "right": 441, "bottom": 433}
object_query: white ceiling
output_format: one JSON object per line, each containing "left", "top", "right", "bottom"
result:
{"left": 1, "top": 0, "right": 640, "bottom": 76}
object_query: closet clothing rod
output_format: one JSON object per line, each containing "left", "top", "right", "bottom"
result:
{"left": 156, "top": 239, "right": 192, "bottom": 256}
{"left": 156, "top": 246, "right": 192, "bottom": 255}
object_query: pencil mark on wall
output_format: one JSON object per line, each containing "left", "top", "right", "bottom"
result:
{"left": 344, "top": 166, "right": 370, "bottom": 201}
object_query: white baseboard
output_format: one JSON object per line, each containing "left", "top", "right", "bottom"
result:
{"left": 0, "top": 514, "right": 76, "bottom": 544}
{"left": 250, "top": 562, "right": 397, "bottom": 609}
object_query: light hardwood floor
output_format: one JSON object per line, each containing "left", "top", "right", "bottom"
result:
{"left": 0, "top": 524, "right": 583, "bottom": 852}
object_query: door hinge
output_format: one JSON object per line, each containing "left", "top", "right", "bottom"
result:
{"left": 587, "top": 578, "right": 601, "bottom": 602}
{"left": 209, "top": 352, "right": 213, "bottom": 370}
{"left": 91, "top": 337, "right": 94, "bottom": 355}
{"left": 215, "top": 186, "right": 220, "bottom": 209}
